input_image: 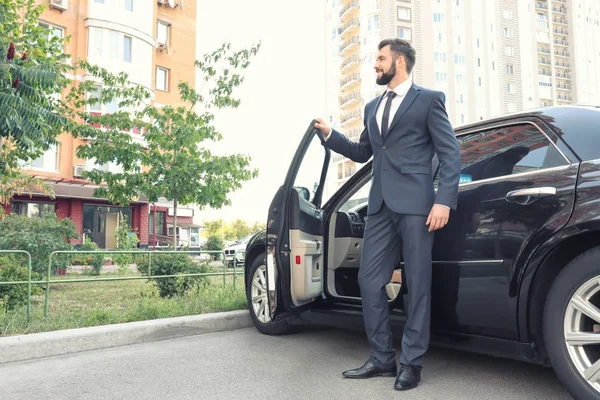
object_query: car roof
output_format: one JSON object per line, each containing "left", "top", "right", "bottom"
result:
{"left": 454, "top": 104, "right": 600, "bottom": 134}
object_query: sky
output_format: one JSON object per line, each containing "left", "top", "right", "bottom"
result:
{"left": 195, "top": 0, "right": 327, "bottom": 224}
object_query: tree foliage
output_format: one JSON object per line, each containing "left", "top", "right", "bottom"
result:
{"left": 0, "top": 0, "right": 70, "bottom": 204}
{"left": 66, "top": 42, "right": 261, "bottom": 247}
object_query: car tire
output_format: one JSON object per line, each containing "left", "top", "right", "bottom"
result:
{"left": 543, "top": 247, "right": 600, "bottom": 400}
{"left": 246, "top": 252, "right": 292, "bottom": 335}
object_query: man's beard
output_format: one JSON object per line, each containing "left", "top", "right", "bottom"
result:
{"left": 376, "top": 62, "right": 396, "bottom": 86}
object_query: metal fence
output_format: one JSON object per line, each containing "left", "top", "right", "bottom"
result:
{"left": 0, "top": 249, "right": 246, "bottom": 325}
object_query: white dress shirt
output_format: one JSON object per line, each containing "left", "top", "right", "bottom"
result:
{"left": 375, "top": 78, "right": 413, "bottom": 135}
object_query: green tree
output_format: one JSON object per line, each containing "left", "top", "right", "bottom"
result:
{"left": 229, "top": 219, "right": 251, "bottom": 240}
{"left": 66, "top": 42, "right": 261, "bottom": 249}
{"left": 0, "top": 0, "right": 69, "bottom": 204}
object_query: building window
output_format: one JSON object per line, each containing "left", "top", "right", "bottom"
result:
{"left": 503, "top": 28, "right": 513, "bottom": 38}
{"left": 149, "top": 211, "right": 166, "bottom": 236}
{"left": 435, "top": 72, "right": 448, "bottom": 82}
{"left": 368, "top": 15, "right": 379, "bottom": 31}
{"left": 492, "top": 61, "right": 495, "bottom": 70}
{"left": 505, "top": 46, "right": 514, "bottom": 56}
{"left": 38, "top": 21, "right": 64, "bottom": 53}
{"left": 124, "top": 0, "right": 133, "bottom": 12}
{"left": 398, "top": 7, "right": 411, "bottom": 21}
{"left": 503, "top": 10, "right": 512, "bottom": 19}
{"left": 477, "top": 58, "right": 481, "bottom": 67}
{"left": 109, "top": 30, "right": 119, "bottom": 59}
{"left": 457, "top": 35, "right": 461, "bottom": 45}
{"left": 123, "top": 35, "right": 132, "bottom": 62}
{"left": 433, "top": 13, "right": 445, "bottom": 23}
{"left": 157, "top": 21, "right": 170, "bottom": 46}
{"left": 506, "top": 64, "right": 515, "bottom": 74}
{"left": 11, "top": 202, "right": 56, "bottom": 218}
{"left": 476, "top": 38, "right": 480, "bottom": 48}
{"left": 398, "top": 27, "right": 412, "bottom": 40}
{"left": 94, "top": 0, "right": 104, "bottom": 3}
{"left": 92, "top": 28, "right": 103, "bottom": 57}
{"left": 478, "top": 77, "right": 482, "bottom": 86}
{"left": 156, "top": 66, "right": 168, "bottom": 91}
{"left": 21, "top": 144, "right": 59, "bottom": 172}
{"left": 454, "top": 54, "right": 465, "bottom": 64}
{"left": 507, "top": 83, "right": 515, "bottom": 93}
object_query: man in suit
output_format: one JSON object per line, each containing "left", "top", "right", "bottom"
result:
{"left": 314, "top": 38, "right": 461, "bottom": 391}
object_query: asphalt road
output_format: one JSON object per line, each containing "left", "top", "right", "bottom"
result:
{"left": 0, "top": 326, "right": 571, "bottom": 400}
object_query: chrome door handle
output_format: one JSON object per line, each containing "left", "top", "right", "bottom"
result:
{"left": 506, "top": 187, "right": 557, "bottom": 205}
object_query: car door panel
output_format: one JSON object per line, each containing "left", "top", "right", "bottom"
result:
{"left": 289, "top": 191, "right": 325, "bottom": 306}
{"left": 265, "top": 121, "right": 330, "bottom": 316}
{"left": 431, "top": 121, "right": 577, "bottom": 340}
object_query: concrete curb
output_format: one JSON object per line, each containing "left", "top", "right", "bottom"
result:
{"left": 0, "top": 310, "right": 253, "bottom": 365}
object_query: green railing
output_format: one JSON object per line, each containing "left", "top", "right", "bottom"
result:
{"left": 0, "top": 250, "right": 33, "bottom": 324}
{"left": 0, "top": 249, "right": 246, "bottom": 324}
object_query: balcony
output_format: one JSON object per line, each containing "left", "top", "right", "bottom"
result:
{"left": 553, "top": 0, "right": 566, "bottom": 3}
{"left": 555, "top": 61, "right": 570, "bottom": 68}
{"left": 339, "top": 72, "right": 361, "bottom": 92}
{"left": 553, "top": 28, "right": 568, "bottom": 35}
{"left": 339, "top": 1, "right": 359, "bottom": 22}
{"left": 553, "top": 17, "right": 568, "bottom": 25}
{"left": 555, "top": 50, "right": 570, "bottom": 57}
{"left": 557, "top": 94, "right": 572, "bottom": 102}
{"left": 556, "top": 72, "right": 571, "bottom": 80}
{"left": 552, "top": 6, "right": 567, "bottom": 14}
{"left": 537, "top": 47, "right": 551, "bottom": 54}
{"left": 556, "top": 83, "right": 572, "bottom": 91}
{"left": 346, "top": 128, "right": 362, "bottom": 140}
{"left": 340, "top": 109, "right": 363, "bottom": 126}
{"left": 554, "top": 39, "right": 568, "bottom": 46}
{"left": 339, "top": 18, "right": 359, "bottom": 40}
{"left": 341, "top": 54, "right": 361, "bottom": 73}
{"left": 340, "top": 36, "right": 360, "bottom": 56}
{"left": 339, "top": 90, "right": 361, "bottom": 109}
{"left": 535, "top": 2, "right": 548, "bottom": 10}
{"left": 538, "top": 58, "right": 551, "bottom": 65}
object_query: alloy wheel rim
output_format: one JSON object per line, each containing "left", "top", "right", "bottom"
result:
{"left": 251, "top": 264, "right": 271, "bottom": 323}
{"left": 564, "top": 275, "right": 600, "bottom": 394}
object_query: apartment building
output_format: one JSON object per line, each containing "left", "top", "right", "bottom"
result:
{"left": 325, "top": 0, "right": 600, "bottom": 194}
{"left": 6, "top": 0, "right": 198, "bottom": 248}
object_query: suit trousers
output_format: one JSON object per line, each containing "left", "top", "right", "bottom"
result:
{"left": 358, "top": 201, "right": 434, "bottom": 368}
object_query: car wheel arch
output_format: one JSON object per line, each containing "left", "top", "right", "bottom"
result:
{"left": 523, "top": 228, "right": 600, "bottom": 362}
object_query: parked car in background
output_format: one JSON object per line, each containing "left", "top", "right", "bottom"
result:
{"left": 244, "top": 106, "right": 600, "bottom": 399}
{"left": 224, "top": 235, "right": 250, "bottom": 267}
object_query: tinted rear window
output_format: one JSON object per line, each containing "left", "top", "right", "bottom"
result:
{"left": 545, "top": 107, "right": 600, "bottom": 162}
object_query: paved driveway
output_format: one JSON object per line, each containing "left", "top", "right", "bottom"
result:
{"left": 0, "top": 326, "right": 571, "bottom": 399}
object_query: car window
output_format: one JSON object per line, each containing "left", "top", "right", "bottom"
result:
{"left": 293, "top": 134, "right": 332, "bottom": 205}
{"left": 456, "top": 123, "right": 568, "bottom": 184}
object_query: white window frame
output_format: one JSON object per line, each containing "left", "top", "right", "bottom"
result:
{"left": 123, "top": 35, "right": 132, "bottom": 63}
{"left": 157, "top": 21, "right": 170, "bottom": 46}
{"left": 397, "top": 7, "right": 411, "bottom": 21}
{"left": 156, "top": 66, "right": 169, "bottom": 91}
{"left": 398, "top": 27, "right": 412, "bottom": 40}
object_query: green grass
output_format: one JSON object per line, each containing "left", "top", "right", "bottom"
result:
{"left": 0, "top": 272, "right": 248, "bottom": 336}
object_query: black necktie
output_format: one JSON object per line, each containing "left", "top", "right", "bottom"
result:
{"left": 381, "top": 91, "right": 396, "bottom": 140}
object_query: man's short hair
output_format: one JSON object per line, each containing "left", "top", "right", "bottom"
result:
{"left": 378, "top": 38, "right": 416, "bottom": 74}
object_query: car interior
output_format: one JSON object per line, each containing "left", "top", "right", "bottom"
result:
{"left": 325, "top": 171, "right": 406, "bottom": 308}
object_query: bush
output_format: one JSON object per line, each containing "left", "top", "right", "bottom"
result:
{"left": 74, "top": 238, "right": 105, "bottom": 276}
{"left": 137, "top": 252, "right": 209, "bottom": 298}
{"left": 0, "top": 214, "right": 78, "bottom": 275}
{"left": 204, "top": 234, "right": 224, "bottom": 260}
{"left": 0, "top": 255, "right": 40, "bottom": 311}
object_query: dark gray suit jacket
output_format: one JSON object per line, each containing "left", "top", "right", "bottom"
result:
{"left": 325, "top": 83, "right": 461, "bottom": 216}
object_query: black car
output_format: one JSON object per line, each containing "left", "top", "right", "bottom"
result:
{"left": 244, "top": 105, "right": 600, "bottom": 399}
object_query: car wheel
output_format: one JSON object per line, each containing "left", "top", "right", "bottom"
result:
{"left": 543, "top": 247, "right": 600, "bottom": 399}
{"left": 246, "top": 252, "right": 292, "bottom": 335}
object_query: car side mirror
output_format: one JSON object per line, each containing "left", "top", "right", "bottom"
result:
{"left": 294, "top": 186, "right": 311, "bottom": 201}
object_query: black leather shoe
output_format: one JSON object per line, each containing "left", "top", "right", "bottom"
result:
{"left": 342, "top": 359, "right": 397, "bottom": 379}
{"left": 394, "top": 364, "right": 422, "bottom": 390}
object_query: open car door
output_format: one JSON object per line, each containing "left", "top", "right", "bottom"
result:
{"left": 265, "top": 120, "right": 331, "bottom": 318}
